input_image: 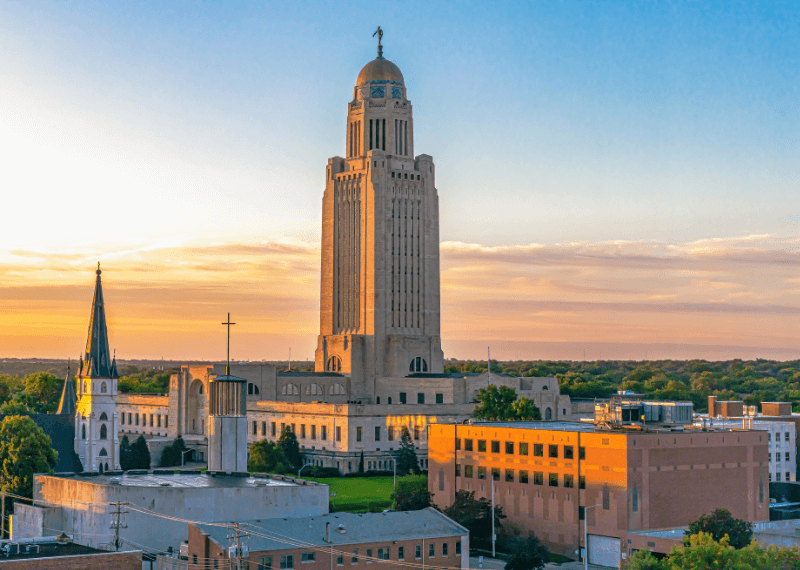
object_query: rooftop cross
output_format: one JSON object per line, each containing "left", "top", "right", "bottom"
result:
{"left": 221, "top": 312, "right": 236, "bottom": 376}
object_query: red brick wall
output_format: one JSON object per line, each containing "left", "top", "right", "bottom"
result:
{"left": 2, "top": 551, "right": 141, "bottom": 569}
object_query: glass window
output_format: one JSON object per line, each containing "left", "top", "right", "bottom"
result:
{"left": 787, "top": 432, "right": 791, "bottom": 441}
{"left": 337, "top": 426, "right": 342, "bottom": 441}
{"left": 533, "top": 444, "right": 543, "bottom": 457}
{"left": 564, "top": 446, "right": 574, "bottom": 460}
{"left": 337, "top": 554, "right": 343, "bottom": 566}
{"left": 253, "top": 421, "right": 258, "bottom": 435}
{"left": 478, "top": 440, "right": 487, "bottom": 452}
{"left": 505, "top": 441, "right": 514, "bottom": 454}
{"left": 429, "top": 543, "right": 435, "bottom": 558}
{"left": 417, "top": 393, "right": 425, "bottom": 404}
{"left": 414, "top": 427, "right": 420, "bottom": 440}
{"left": 375, "top": 426, "right": 381, "bottom": 441}
{"left": 260, "top": 556, "right": 272, "bottom": 569}
{"left": 442, "top": 543, "right": 448, "bottom": 557}
{"left": 505, "top": 469, "right": 514, "bottom": 482}
{"left": 399, "top": 392, "right": 407, "bottom": 404}
{"left": 272, "top": 422, "right": 277, "bottom": 436}
{"left": 311, "top": 425, "right": 316, "bottom": 440}
{"left": 415, "top": 546, "right": 421, "bottom": 559}
{"left": 436, "top": 393, "right": 444, "bottom": 404}
{"left": 519, "top": 470, "right": 529, "bottom": 484}
{"left": 491, "top": 440, "right": 500, "bottom": 453}
{"left": 366, "top": 549, "right": 372, "bottom": 564}
{"left": 281, "top": 555, "right": 294, "bottom": 569}
{"left": 549, "top": 445, "right": 558, "bottom": 458}
{"left": 464, "top": 465, "right": 473, "bottom": 478}
{"left": 398, "top": 547, "right": 404, "bottom": 560}
{"left": 492, "top": 467, "right": 500, "bottom": 481}
{"left": 352, "top": 549, "right": 358, "bottom": 564}
{"left": 465, "top": 439, "right": 474, "bottom": 451}
{"left": 579, "top": 446, "right": 586, "bottom": 460}
{"left": 534, "top": 472, "right": 543, "bottom": 485}
{"left": 455, "top": 464, "right": 461, "bottom": 477}
{"left": 579, "top": 475, "right": 586, "bottom": 489}
{"left": 549, "top": 473, "right": 558, "bottom": 487}
{"left": 456, "top": 542, "right": 461, "bottom": 555}
{"left": 478, "top": 466, "right": 486, "bottom": 480}
{"left": 787, "top": 452, "right": 791, "bottom": 462}
{"left": 564, "top": 474, "right": 574, "bottom": 488}
{"left": 322, "top": 425, "right": 327, "bottom": 440}
{"left": 787, "top": 471, "right": 791, "bottom": 481}
{"left": 519, "top": 442, "right": 529, "bottom": 456}
{"left": 302, "top": 553, "right": 315, "bottom": 562}
{"left": 357, "top": 427, "right": 363, "bottom": 442}
{"left": 455, "top": 438, "right": 461, "bottom": 450}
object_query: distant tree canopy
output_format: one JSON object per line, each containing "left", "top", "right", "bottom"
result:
{"left": 248, "top": 440, "right": 292, "bottom": 474}
{"left": 0, "top": 372, "right": 64, "bottom": 415}
{"left": 278, "top": 427, "right": 301, "bottom": 471}
{"left": 120, "top": 435, "right": 151, "bottom": 470}
{"left": 686, "top": 508, "right": 753, "bottom": 550}
{"left": 472, "top": 384, "right": 541, "bottom": 421}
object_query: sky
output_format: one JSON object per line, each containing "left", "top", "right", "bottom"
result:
{"left": 0, "top": 1, "right": 798, "bottom": 361}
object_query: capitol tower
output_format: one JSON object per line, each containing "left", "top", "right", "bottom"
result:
{"left": 315, "top": 30, "right": 444, "bottom": 401}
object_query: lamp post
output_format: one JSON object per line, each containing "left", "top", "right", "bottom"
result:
{"left": 299, "top": 463, "right": 311, "bottom": 478}
{"left": 584, "top": 503, "right": 602, "bottom": 570}
{"left": 180, "top": 449, "right": 193, "bottom": 467}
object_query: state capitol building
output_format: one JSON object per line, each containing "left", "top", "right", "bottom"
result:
{"left": 72, "top": 35, "right": 574, "bottom": 474}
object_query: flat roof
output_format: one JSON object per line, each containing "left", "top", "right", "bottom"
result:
{"left": 0, "top": 541, "right": 105, "bottom": 561}
{"left": 195, "top": 508, "right": 467, "bottom": 551}
{"left": 467, "top": 421, "right": 745, "bottom": 434}
{"left": 44, "top": 472, "right": 317, "bottom": 489}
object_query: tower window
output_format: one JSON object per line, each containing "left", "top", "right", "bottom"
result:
{"left": 327, "top": 355, "right": 342, "bottom": 372}
{"left": 409, "top": 357, "right": 428, "bottom": 373}
{"left": 99, "top": 412, "right": 108, "bottom": 421}
{"left": 81, "top": 424, "right": 86, "bottom": 439}
{"left": 100, "top": 382, "right": 107, "bottom": 393}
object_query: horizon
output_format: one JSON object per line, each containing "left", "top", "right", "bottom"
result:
{"left": 1, "top": 2, "right": 798, "bottom": 361}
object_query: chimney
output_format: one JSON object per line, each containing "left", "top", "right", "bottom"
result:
{"left": 708, "top": 396, "right": 717, "bottom": 418}
{"left": 325, "top": 522, "right": 330, "bottom": 544}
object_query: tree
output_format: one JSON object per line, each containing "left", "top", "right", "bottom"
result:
{"left": 685, "top": 509, "right": 753, "bottom": 549}
{"left": 278, "top": 427, "right": 301, "bottom": 470}
{"left": 24, "top": 372, "right": 63, "bottom": 413}
{"left": 396, "top": 428, "right": 420, "bottom": 476}
{"left": 625, "top": 550, "right": 665, "bottom": 570}
{"left": 130, "top": 435, "right": 151, "bottom": 470}
{"left": 159, "top": 436, "right": 187, "bottom": 467}
{"left": 472, "top": 385, "right": 541, "bottom": 421}
{"left": 442, "top": 490, "right": 505, "bottom": 548}
{"left": 0, "top": 416, "right": 58, "bottom": 497}
{"left": 390, "top": 474, "right": 433, "bottom": 511}
{"left": 504, "top": 536, "right": 549, "bottom": 570}
{"left": 248, "top": 440, "right": 292, "bottom": 474}
{"left": 358, "top": 450, "right": 365, "bottom": 473}
{"left": 120, "top": 435, "right": 134, "bottom": 470}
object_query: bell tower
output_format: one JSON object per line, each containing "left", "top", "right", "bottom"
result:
{"left": 315, "top": 30, "right": 444, "bottom": 399}
{"left": 75, "top": 264, "right": 120, "bottom": 473}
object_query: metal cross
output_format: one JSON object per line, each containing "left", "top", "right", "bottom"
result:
{"left": 221, "top": 312, "right": 236, "bottom": 375}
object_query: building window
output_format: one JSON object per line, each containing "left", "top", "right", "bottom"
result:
{"left": 464, "top": 465, "right": 473, "bottom": 478}
{"left": 505, "top": 469, "right": 514, "bottom": 482}
{"left": 337, "top": 555, "right": 343, "bottom": 566}
{"left": 564, "top": 474, "right": 574, "bottom": 488}
{"left": 579, "top": 475, "right": 586, "bottom": 489}
{"left": 519, "top": 442, "right": 528, "bottom": 455}
{"left": 428, "top": 543, "right": 435, "bottom": 558}
{"left": 399, "top": 392, "right": 407, "bottom": 404}
{"left": 564, "top": 446, "right": 574, "bottom": 459}
{"left": 549, "top": 445, "right": 558, "bottom": 458}
{"left": 301, "top": 424, "right": 306, "bottom": 439}
{"left": 579, "top": 446, "right": 586, "bottom": 460}
{"left": 456, "top": 542, "right": 461, "bottom": 555}
{"left": 777, "top": 472, "right": 782, "bottom": 482}
{"left": 533, "top": 443, "right": 543, "bottom": 457}
{"left": 545, "top": 408, "right": 552, "bottom": 420}
{"left": 787, "top": 432, "right": 791, "bottom": 441}
{"left": 465, "top": 439, "right": 473, "bottom": 451}
{"left": 311, "top": 425, "right": 317, "bottom": 440}
{"left": 398, "top": 547, "right": 404, "bottom": 560}
{"left": 281, "top": 555, "right": 294, "bottom": 569}
{"left": 321, "top": 425, "right": 327, "bottom": 440}
{"left": 120, "top": 414, "right": 125, "bottom": 425}
{"left": 81, "top": 424, "right": 86, "bottom": 439}
{"left": 193, "top": 554, "right": 198, "bottom": 565}
{"left": 366, "top": 549, "right": 372, "bottom": 563}
{"left": 519, "top": 469, "right": 528, "bottom": 483}
{"left": 603, "top": 486, "right": 610, "bottom": 510}
{"left": 262, "top": 422, "right": 267, "bottom": 436}
{"left": 337, "top": 426, "right": 342, "bottom": 441}
{"left": 302, "top": 553, "right": 315, "bottom": 563}
{"left": 435, "top": 393, "right": 443, "bottom": 404}
{"left": 388, "top": 427, "right": 395, "bottom": 441}
{"left": 409, "top": 357, "right": 428, "bottom": 373}
{"left": 415, "top": 546, "right": 421, "bottom": 559}
{"left": 357, "top": 427, "right": 363, "bottom": 442}
{"left": 505, "top": 441, "right": 514, "bottom": 454}
{"left": 260, "top": 557, "right": 273, "bottom": 569}
{"left": 455, "top": 438, "right": 461, "bottom": 450}
{"left": 632, "top": 486, "right": 638, "bottom": 512}
{"left": 375, "top": 426, "right": 381, "bottom": 441}
{"left": 417, "top": 393, "right": 425, "bottom": 404}
{"left": 327, "top": 356, "right": 342, "bottom": 372}
{"left": 158, "top": 415, "right": 162, "bottom": 427}
{"left": 414, "top": 427, "right": 420, "bottom": 440}
{"left": 253, "top": 421, "right": 258, "bottom": 435}
{"left": 492, "top": 467, "right": 500, "bottom": 481}
{"left": 100, "top": 424, "right": 107, "bottom": 439}
{"left": 377, "top": 547, "right": 389, "bottom": 560}
{"left": 455, "top": 463, "right": 461, "bottom": 477}
{"left": 101, "top": 381, "right": 107, "bottom": 393}
{"left": 442, "top": 543, "right": 448, "bottom": 557}
{"left": 478, "top": 466, "right": 486, "bottom": 480}
{"left": 549, "top": 473, "right": 558, "bottom": 487}
{"left": 787, "top": 471, "right": 791, "bottom": 481}
{"left": 491, "top": 441, "right": 500, "bottom": 453}
{"left": 786, "top": 452, "right": 791, "bottom": 462}
{"left": 478, "top": 440, "right": 487, "bottom": 452}
{"left": 135, "top": 414, "right": 139, "bottom": 426}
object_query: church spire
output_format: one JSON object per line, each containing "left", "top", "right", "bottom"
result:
{"left": 82, "top": 263, "right": 115, "bottom": 378}
{"left": 56, "top": 359, "right": 77, "bottom": 415}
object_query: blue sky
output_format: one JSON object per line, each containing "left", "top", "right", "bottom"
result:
{"left": 1, "top": 1, "right": 798, "bottom": 359}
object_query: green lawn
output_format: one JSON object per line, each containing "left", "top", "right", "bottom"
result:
{"left": 302, "top": 476, "right": 400, "bottom": 513}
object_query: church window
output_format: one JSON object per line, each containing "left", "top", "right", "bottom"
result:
{"left": 81, "top": 424, "right": 86, "bottom": 439}
{"left": 409, "top": 357, "right": 428, "bottom": 373}
{"left": 327, "top": 356, "right": 342, "bottom": 372}
{"left": 545, "top": 408, "right": 552, "bottom": 420}
{"left": 99, "top": 412, "right": 108, "bottom": 421}
{"left": 101, "top": 382, "right": 107, "bottom": 393}
{"left": 135, "top": 414, "right": 139, "bottom": 426}
{"left": 100, "top": 424, "right": 107, "bottom": 439}
{"left": 99, "top": 447, "right": 108, "bottom": 457}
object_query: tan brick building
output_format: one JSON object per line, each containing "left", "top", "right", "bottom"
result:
{"left": 428, "top": 421, "right": 769, "bottom": 566}
{"left": 186, "top": 508, "right": 468, "bottom": 570}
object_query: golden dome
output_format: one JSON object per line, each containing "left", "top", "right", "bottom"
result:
{"left": 356, "top": 57, "right": 404, "bottom": 85}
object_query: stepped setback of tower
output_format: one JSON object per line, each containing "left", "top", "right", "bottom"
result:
{"left": 315, "top": 44, "right": 444, "bottom": 400}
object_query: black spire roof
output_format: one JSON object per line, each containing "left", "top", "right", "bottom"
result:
{"left": 56, "top": 360, "right": 77, "bottom": 415}
{"left": 81, "top": 264, "right": 117, "bottom": 378}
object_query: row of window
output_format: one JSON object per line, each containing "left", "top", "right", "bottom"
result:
{"left": 397, "top": 392, "right": 444, "bottom": 404}
{"left": 456, "top": 465, "right": 584, "bottom": 488}
{"left": 770, "top": 472, "right": 793, "bottom": 482}
{"left": 456, "top": 439, "right": 585, "bottom": 460}
{"left": 251, "top": 422, "right": 424, "bottom": 443}
{"left": 257, "top": 542, "right": 461, "bottom": 569}
{"left": 768, "top": 432, "right": 792, "bottom": 441}
{"left": 768, "top": 452, "right": 792, "bottom": 462}
{"left": 120, "top": 412, "right": 168, "bottom": 428}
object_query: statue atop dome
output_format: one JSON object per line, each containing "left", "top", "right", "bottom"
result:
{"left": 373, "top": 26, "right": 384, "bottom": 58}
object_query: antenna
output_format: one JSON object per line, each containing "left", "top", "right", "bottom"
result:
{"left": 221, "top": 313, "right": 236, "bottom": 375}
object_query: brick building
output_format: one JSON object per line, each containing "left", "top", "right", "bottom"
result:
{"left": 428, "top": 421, "right": 769, "bottom": 566}
{"left": 186, "top": 509, "right": 468, "bottom": 570}
{"left": 0, "top": 538, "right": 141, "bottom": 569}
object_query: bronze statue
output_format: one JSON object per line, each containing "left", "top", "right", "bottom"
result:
{"left": 373, "top": 26, "right": 383, "bottom": 47}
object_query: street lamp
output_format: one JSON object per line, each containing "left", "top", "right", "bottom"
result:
{"left": 583, "top": 504, "right": 602, "bottom": 570}
{"left": 180, "top": 449, "right": 193, "bottom": 467}
{"left": 299, "top": 463, "right": 311, "bottom": 478}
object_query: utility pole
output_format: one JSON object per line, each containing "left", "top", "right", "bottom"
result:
{"left": 109, "top": 501, "right": 128, "bottom": 551}
{"left": 228, "top": 522, "right": 248, "bottom": 570}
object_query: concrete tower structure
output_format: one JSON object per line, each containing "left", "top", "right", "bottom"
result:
{"left": 315, "top": 33, "right": 444, "bottom": 400}
{"left": 75, "top": 264, "right": 120, "bottom": 473}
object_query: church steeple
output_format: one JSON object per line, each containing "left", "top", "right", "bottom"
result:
{"left": 82, "top": 263, "right": 115, "bottom": 378}
{"left": 56, "top": 359, "right": 77, "bottom": 415}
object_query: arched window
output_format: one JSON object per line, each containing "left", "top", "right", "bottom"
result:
{"left": 329, "top": 383, "right": 346, "bottom": 395}
{"left": 376, "top": 397, "right": 381, "bottom": 404}
{"left": 99, "top": 412, "right": 108, "bottom": 421}
{"left": 100, "top": 424, "right": 107, "bottom": 439}
{"left": 101, "top": 382, "right": 107, "bottom": 393}
{"left": 81, "top": 424, "right": 86, "bottom": 439}
{"left": 105, "top": 462, "right": 109, "bottom": 472}
{"left": 542, "top": 385, "right": 549, "bottom": 390}
{"left": 305, "top": 383, "right": 323, "bottom": 395}
{"left": 99, "top": 447, "right": 108, "bottom": 457}
{"left": 281, "top": 384, "right": 300, "bottom": 395}
{"left": 327, "top": 356, "right": 342, "bottom": 372}
{"left": 545, "top": 408, "right": 552, "bottom": 420}
{"left": 248, "top": 383, "right": 254, "bottom": 395}
{"left": 199, "top": 385, "right": 203, "bottom": 394}
{"left": 409, "top": 357, "right": 428, "bottom": 373}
